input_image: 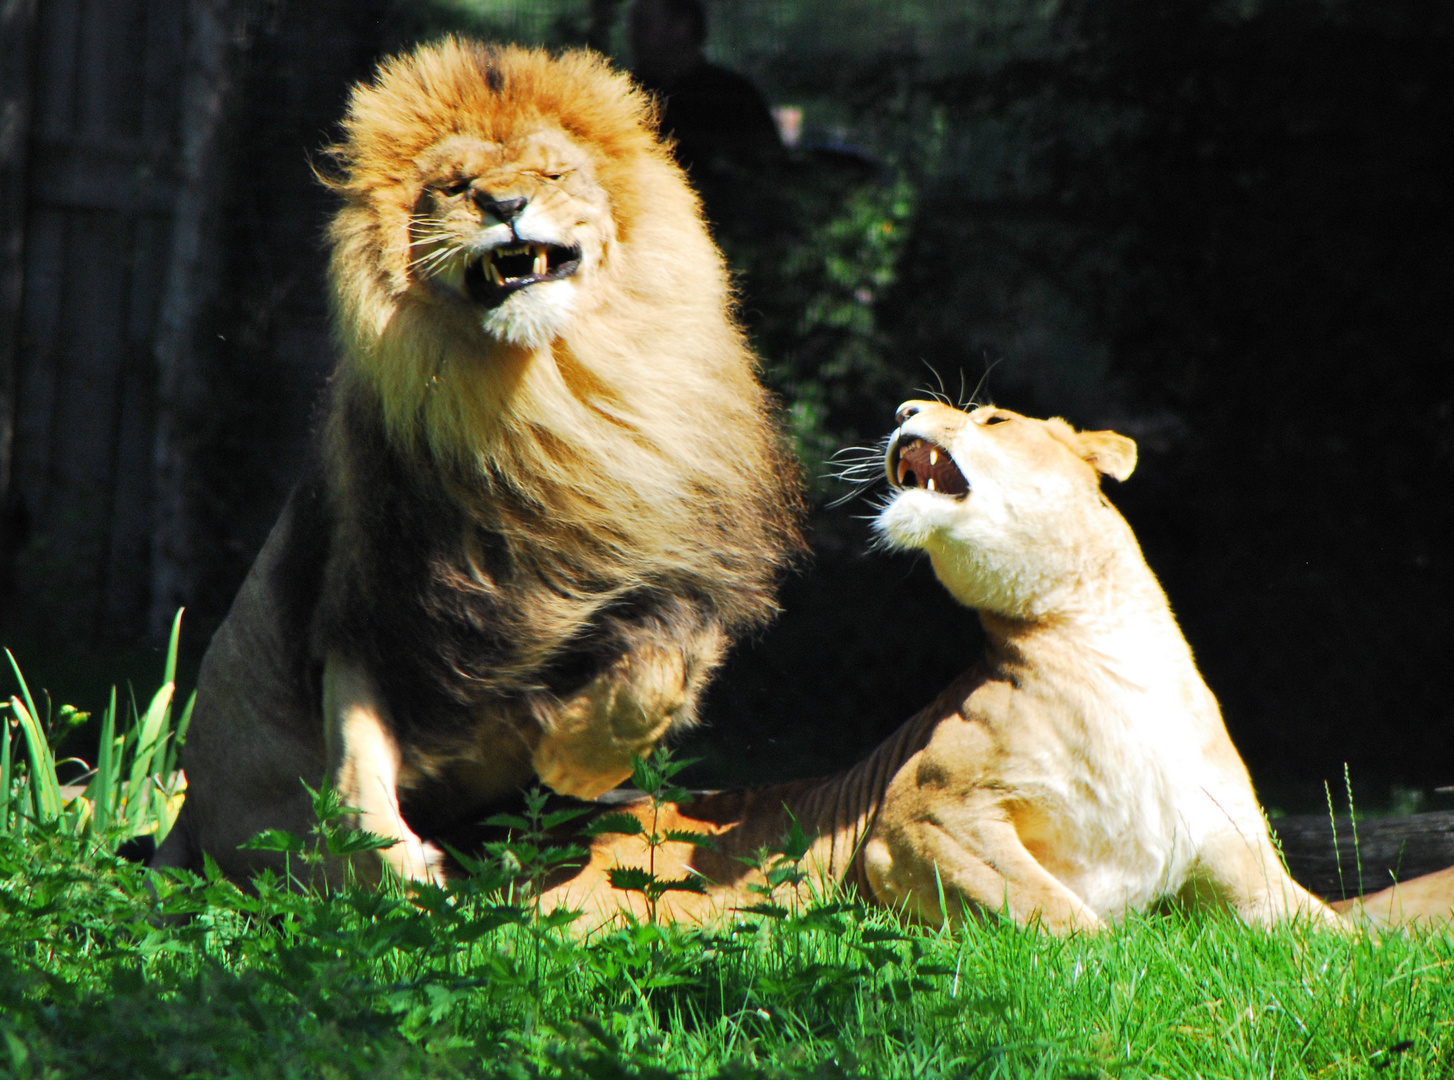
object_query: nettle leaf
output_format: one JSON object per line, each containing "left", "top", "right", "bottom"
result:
{"left": 534, "top": 906, "right": 583, "bottom": 930}
{"left": 607, "top": 866, "right": 654, "bottom": 893}
{"left": 541, "top": 805, "right": 593, "bottom": 831}
{"left": 455, "top": 906, "right": 528, "bottom": 941}
{"left": 736, "top": 901, "right": 789, "bottom": 919}
{"left": 583, "top": 812, "right": 645, "bottom": 838}
{"left": 482, "top": 812, "right": 531, "bottom": 831}
{"left": 663, "top": 829, "right": 717, "bottom": 850}
{"left": 653, "top": 875, "right": 706, "bottom": 895}
{"left": 630, "top": 753, "right": 663, "bottom": 795}
{"left": 779, "top": 816, "right": 812, "bottom": 861}
{"left": 323, "top": 826, "right": 394, "bottom": 857}
{"left": 538, "top": 843, "right": 587, "bottom": 867}
{"left": 302, "top": 779, "right": 360, "bottom": 824}
{"left": 437, "top": 841, "right": 487, "bottom": 878}
{"left": 240, "top": 829, "right": 304, "bottom": 854}
{"left": 860, "top": 928, "right": 911, "bottom": 944}
{"left": 766, "top": 864, "right": 806, "bottom": 888}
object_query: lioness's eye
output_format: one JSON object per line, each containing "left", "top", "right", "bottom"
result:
{"left": 984, "top": 414, "right": 1011, "bottom": 425}
{"left": 439, "top": 178, "right": 471, "bottom": 197}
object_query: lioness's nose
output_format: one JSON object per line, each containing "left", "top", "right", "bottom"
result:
{"left": 896, "top": 401, "right": 928, "bottom": 425}
{"left": 474, "top": 194, "right": 527, "bottom": 224}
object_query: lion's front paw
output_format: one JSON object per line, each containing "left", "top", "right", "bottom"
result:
{"left": 533, "top": 735, "right": 635, "bottom": 799}
{"left": 532, "top": 645, "right": 690, "bottom": 799}
{"left": 380, "top": 835, "right": 449, "bottom": 886}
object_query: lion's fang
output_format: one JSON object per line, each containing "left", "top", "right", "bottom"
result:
{"left": 927, "top": 478, "right": 937, "bottom": 492}
{"left": 533, "top": 246, "right": 547, "bottom": 276}
{"left": 929, "top": 449, "right": 938, "bottom": 465}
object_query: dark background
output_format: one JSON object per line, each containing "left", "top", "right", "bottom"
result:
{"left": 0, "top": 0, "right": 1449, "bottom": 814}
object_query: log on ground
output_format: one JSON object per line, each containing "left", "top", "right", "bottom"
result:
{"left": 1272, "top": 810, "right": 1454, "bottom": 900}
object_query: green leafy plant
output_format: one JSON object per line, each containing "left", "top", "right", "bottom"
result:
{"left": 471, "top": 785, "right": 591, "bottom": 916}
{"left": 738, "top": 813, "right": 814, "bottom": 920}
{"left": 583, "top": 749, "right": 718, "bottom": 925}
{"left": 237, "top": 778, "right": 397, "bottom": 891}
{"left": 2, "top": 609, "right": 192, "bottom": 845}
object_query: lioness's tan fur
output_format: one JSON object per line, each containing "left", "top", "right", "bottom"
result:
{"left": 153, "top": 41, "right": 801, "bottom": 885}
{"left": 546, "top": 403, "right": 1347, "bottom": 932}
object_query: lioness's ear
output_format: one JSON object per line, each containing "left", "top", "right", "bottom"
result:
{"left": 1077, "top": 430, "right": 1137, "bottom": 481}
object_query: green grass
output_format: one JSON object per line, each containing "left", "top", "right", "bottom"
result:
{"left": 3, "top": 629, "right": 1453, "bottom": 1078}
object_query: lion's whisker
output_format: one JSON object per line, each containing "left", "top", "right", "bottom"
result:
{"left": 408, "top": 243, "right": 465, "bottom": 271}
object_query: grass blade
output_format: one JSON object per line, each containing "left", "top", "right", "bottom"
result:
{"left": 0, "top": 707, "right": 11, "bottom": 833}
{"left": 10, "top": 696, "right": 61, "bottom": 824}
{"left": 87, "top": 687, "right": 118, "bottom": 836}
{"left": 160, "top": 689, "right": 195, "bottom": 787}
{"left": 122, "top": 681, "right": 174, "bottom": 830}
{"left": 4, "top": 649, "right": 40, "bottom": 742}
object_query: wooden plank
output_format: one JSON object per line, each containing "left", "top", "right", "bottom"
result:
{"left": 32, "top": 0, "right": 82, "bottom": 139}
{"left": 1274, "top": 810, "right": 1454, "bottom": 900}
{"left": 11, "top": 210, "right": 65, "bottom": 527}
{"left": 142, "top": 0, "right": 186, "bottom": 144}
{"left": 37, "top": 209, "right": 131, "bottom": 633}
{"left": 103, "top": 215, "right": 169, "bottom": 629}
{"left": 28, "top": 137, "right": 176, "bottom": 214}
{"left": 102, "top": 338, "right": 157, "bottom": 630}
{"left": 149, "top": 0, "right": 244, "bottom": 637}
{"left": 76, "top": 0, "right": 150, "bottom": 141}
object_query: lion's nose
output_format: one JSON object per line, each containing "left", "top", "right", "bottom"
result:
{"left": 475, "top": 194, "right": 527, "bottom": 224}
{"left": 896, "top": 401, "right": 926, "bottom": 425}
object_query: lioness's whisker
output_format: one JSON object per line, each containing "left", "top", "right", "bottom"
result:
{"left": 825, "top": 479, "right": 882, "bottom": 509}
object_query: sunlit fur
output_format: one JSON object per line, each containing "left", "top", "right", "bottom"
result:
{"left": 152, "top": 40, "right": 808, "bottom": 887}
{"left": 323, "top": 39, "right": 802, "bottom": 652}
{"left": 546, "top": 404, "right": 1341, "bottom": 933}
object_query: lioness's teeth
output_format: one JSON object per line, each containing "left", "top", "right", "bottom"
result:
{"left": 897, "top": 460, "right": 909, "bottom": 485}
{"left": 488, "top": 260, "right": 505, "bottom": 286}
{"left": 533, "top": 245, "right": 547, "bottom": 276}
{"left": 927, "top": 478, "right": 937, "bottom": 492}
{"left": 929, "top": 449, "right": 938, "bottom": 465}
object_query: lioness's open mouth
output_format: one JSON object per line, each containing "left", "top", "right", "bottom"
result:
{"left": 886, "top": 435, "right": 970, "bottom": 497}
{"left": 464, "top": 242, "right": 582, "bottom": 308}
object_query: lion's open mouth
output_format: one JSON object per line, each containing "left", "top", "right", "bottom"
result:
{"left": 464, "top": 243, "right": 582, "bottom": 308}
{"left": 886, "top": 435, "right": 970, "bottom": 497}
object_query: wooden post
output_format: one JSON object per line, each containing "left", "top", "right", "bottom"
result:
{"left": 0, "top": 0, "right": 37, "bottom": 604}
{"left": 149, "top": 0, "right": 249, "bottom": 638}
{"left": 588, "top": 0, "right": 625, "bottom": 56}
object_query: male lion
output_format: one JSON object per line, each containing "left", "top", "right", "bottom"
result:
{"left": 153, "top": 41, "right": 802, "bottom": 885}
{"left": 545, "top": 402, "right": 1352, "bottom": 931}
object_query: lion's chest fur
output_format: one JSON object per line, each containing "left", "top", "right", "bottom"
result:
{"left": 989, "top": 621, "right": 1261, "bottom": 918}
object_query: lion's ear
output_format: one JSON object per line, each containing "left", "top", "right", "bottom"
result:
{"left": 1077, "top": 430, "right": 1137, "bottom": 481}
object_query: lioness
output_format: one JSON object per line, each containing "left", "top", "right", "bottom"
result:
{"left": 544, "top": 402, "right": 1343, "bottom": 931}
{"left": 153, "top": 42, "right": 802, "bottom": 886}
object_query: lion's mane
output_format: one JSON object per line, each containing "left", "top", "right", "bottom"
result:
{"left": 314, "top": 41, "right": 803, "bottom": 750}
